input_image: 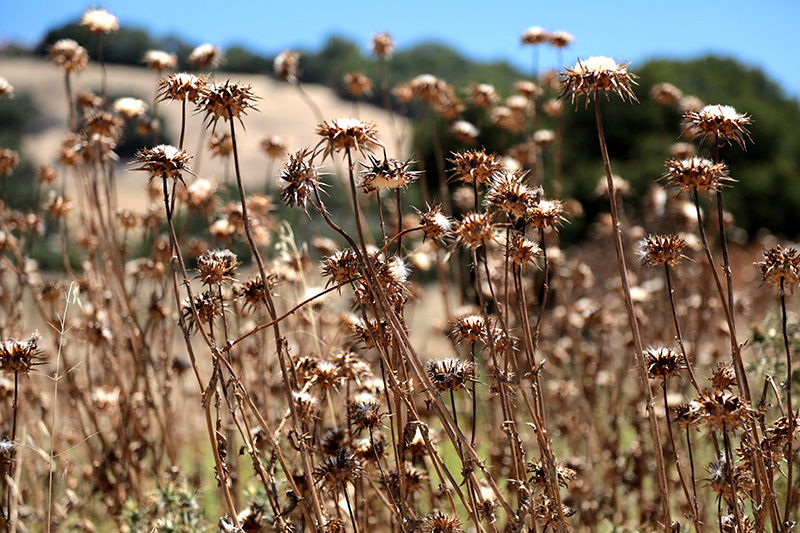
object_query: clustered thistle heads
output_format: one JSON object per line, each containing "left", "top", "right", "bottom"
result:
{"left": 638, "top": 234, "right": 688, "bottom": 268}
{"left": 560, "top": 56, "right": 638, "bottom": 106}
{"left": 663, "top": 157, "right": 733, "bottom": 194}
{"left": 313, "top": 449, "right": 365, "bottom": 492}
{"left": 684, "top": 104, "right": 753, "bottom": 149}
{"left": 0, "top": 332, "right": 44, "bottom": 374}
{"left": 757, "top": 245, "right": 800, "bottom": 290}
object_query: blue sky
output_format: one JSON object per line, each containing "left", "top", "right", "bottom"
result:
{"left": 5, "top": 0, "right": 800, "bottom": 99}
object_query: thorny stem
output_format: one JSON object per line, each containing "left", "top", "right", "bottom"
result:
{"left": 664, "top": 266, "right": 701, "bottom": 392}
{"left": 780, "top": 281, "right": 795, "bottom": 521}
{"left": 661, "top": 380, "right": 701, "bottom": 528}
{"left": 593, "top": 92, "right": 672, "bottom": 531}
{"left": 227, "top": 112, "right": 326, "bottom": 528}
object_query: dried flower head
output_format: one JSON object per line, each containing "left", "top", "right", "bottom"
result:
{"left": 81, "top": 110, "right": 122, "bottom": 138}
{"left": 415, "top": 203, "right": 452, "bottom": 241}
{"left": 113, "top": 97, "right": 147, "bottom": 121}
{"left": 645, "top": 346, "right": 684, "bottom": 380}
{"left": 0, "top": 149, "right": 20, "bottom": 175}
{"left": 182, "top": 290, "right": 223, "bottom": 332}
{"left": 485, "top": 169, "right": 534, "bottom": 220}
{"left": 189, "top": 44, "right": 224, "bottom": 70}
{"left": 560, "top": 56, "right": 638, "bottom": 106}
{"left": 349, "top": 399, "right": 385, "bottom": 431}
{"left": 274, "top": 50, "right": 301, "bottom": 82}
{"left": 234, "top": 275, "right": 272, "bottom": 310}
{"left": 468, "top": 83, "right": 499, "bottom": 108}
{"left": 663, "top": 157, "right": 732, "bottom": 194}
{"left": 548, "top": 31, "right": 574, "bottom": 48}
{"left": 199, "top": 80, "right": 258, "bottom": 126}
{"left": 521, "top": 26, "right": 550, "bottom": 45}
{"left": 696, "top": 390, "right": 751, "bottom": 431}
{"left": 427, "top": 357, "right": 476, "bottom": 392}
{"left": 313, "top": 449, "right": 365, "bottom": 491}
{"left": 208, "top": 132, "right": 233, "bottom": 158}
{"left": 344, "top": 71, "right": 372, "bottom": 97}
{"left": 508, "top": 233, "right": 541, "bottom": 267}
{"left": 0, "top": 79, "right": 13, "bottom": 102}
{"left": 451, "top": 314, "right": 487, "bottom": 345}
{"left": 490, "top": 105, "right": 526, "bottom": 133}
{"left": 709, "top": 363, "right": 737, "bottom": 392}
{"left": 450, "top": 120, "right": 479, "bottom": 144}
{"left": 650, "top": 83, "right": 683, "bottom": 106}
{"left": 293, "top": 391, "right": 319, "bottom": 424}
{"left": 279, "top": 148, "right": 323, "bottom": 210}
{"left": 370, "top": 33, "right": 394, "bottom": 59}
{"left": 454, "top": 212, "right": 494, "bottom": 248}
{"left": 423, "top": 510, "right": 462, "bottom": 533}
{"left": 527, "top": 459, "right": 577, "bottom": 488}
{"left": 526, "top": 198, "right": 565, "bottom": 230}
{"left": 359, "top": 154, "right": 420, "bottom": 193}
{"left": 316, "top": 118, "right": 380, "bottom": 158}
{"left": 260, "top": 136, "right": 288, "bottom": 159}
{"left": 131, "top": 145, "right": 195, "bottom": 184}
{"left": 449, "top": 149, "right": 502, "bottom": 187}
{"left": 80, "top": 8, "right": 118, "bottom": 34}
{"left": 142, "top": 50, "right": 177, "bottom": 71}
{"left": 684, "top": 104, "right": 752, "bottom": 149}
{"left": 48, "top": 39, "right": 88, "bottom": 73}
{"left": 321, "top": 249, "right": 360, "bottom": 286}
{"left": 158, "top": 73, "right": 207, "bottom": 103}
{"left": 44, "top": 194, "right": 73, "bottom": 219}
{"left": 638, "top": 234, "right": 688, "bottom": 268}
{"left": 196, "top": 249, "right": 238, "bottom": 285}
{"left": 0, "top": 332, "right": 44, "bottom": 374}
{"left": 515, "top": 80, "right": 542, "bottom": 101}
{"left": 409, "top": 74, "right": 453, "bottom": 107}
{"left": 757, "top": 245, "right": 800, "bottom": 290}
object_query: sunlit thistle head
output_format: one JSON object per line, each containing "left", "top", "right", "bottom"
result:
{"left": 189, "top": 43, "right": 224, "bottom": 70}
{"left": 560, "top": 56, "right": 638, "bottom": 107}
{"left": 48, "top": 39, "right": 88, "bottom": 73}
{"left": 142, "top": 50, "right": 177, "bottom": 71}
{"left": 683, "top": 104, "right": 752, "bottom": 149}
{"left": 316, "top": 118, "right": 380, "bottom": 159}
{"left": 80, "top": 8, "right": 118, "bottom": 34}
{"left": 637, "top": 234, "right": 688, "bottom": 268}
{"left": 662, "top": 157, "right": 732, "bottom": 194}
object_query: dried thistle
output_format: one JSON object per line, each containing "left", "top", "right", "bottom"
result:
{"left": 638, "top": 234, "right": 688, "bottom": 268}
{"left": 426, "top": 357, "right": 476, "bottom": 392}
{"left": 158, "top": 73, "right": 207, "bottom": 103}
{"left": 370, "top": 33, "right": 394, "bottom": 59}
{"left": 0, "top": 332, "right": 44, "bottom": 374}
{"left": 196, "top": 249, "right": 239, "bottom": 285}
{"left": 526, "top": 198, "right": 565, "bottom": 230}
{"left": 684, "top": 104, "right": 752, "bottom": 149}
{"left": 316, "top": 118, "right": 380, "bottom": 158}
{"left": 142, "top": 50, "right": 177, "bottom": 71}
{"left": 79, "top": 8, "right": 118, "bottom": 34}
{"left": 274, "top": 50, "right": 301, "bottom": 82}
{"left": 453, "top": 212, "right": 494, "bottom": 248}
{"left": 48, "top": 39, "right": 88, "bottom": 73}
{"left": 313, "top": 450, "right": 365, "bottom": 492}
{"left": 485, "top": 169, "right": 535, "bottom": 220}
{"left": 645, "top": 346, "right": 684, "bottom": 380}
{"left": 189, "top": 44, "right": 224, "bottom": 70}
{"left": 415, "top": 204, "right": 452, "bottom": 241}
{"left": 757, "top": 245, "right": 800, "bottom": 290}
{"left": 279, "top": 148, "right": 324, "bottom": 210}
{"left": 560, "top": 56, "right": 638, "bottom": 106}
{"left": 422, "top": 510, "right": 462, "bottom": 533}
{"left": 359, "top": 154, "right": 420, "bottom": 193}
{"left": 663, "top": 157, "right": 732, "bottom": 194}
{"left": 199, "top": 81, "right": 258, "bottom": 126}
{"left": 131, "top": 145, "right": 195, "bottom": 184}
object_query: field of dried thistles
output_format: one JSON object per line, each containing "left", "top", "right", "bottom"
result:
{"left": 0, "top": 11, "right": 798, "bottom": 533}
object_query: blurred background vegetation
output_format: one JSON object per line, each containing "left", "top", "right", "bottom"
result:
{"left": 4, "top": 21, "right": 799, "bottom": 242}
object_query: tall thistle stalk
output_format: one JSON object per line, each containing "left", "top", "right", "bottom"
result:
{"left": 561, "top": 57, "right": 672, "bottom": 530}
